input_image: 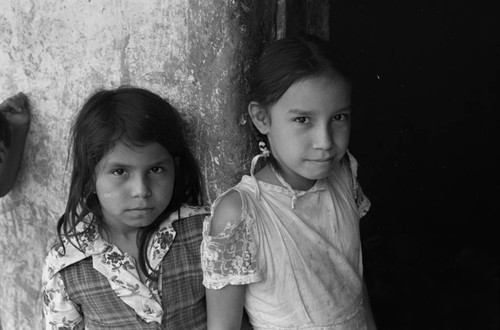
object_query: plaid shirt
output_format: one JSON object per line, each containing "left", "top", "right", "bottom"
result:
{"left": 43, "top": 206, "right": 208, "bottom": 329}
{"left": 161, "top": 214, "right": 208, "bottom": 329}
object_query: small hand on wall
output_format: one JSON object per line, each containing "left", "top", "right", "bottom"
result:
{"left": 0, "top": 92, "right": 31, "bottom": 197}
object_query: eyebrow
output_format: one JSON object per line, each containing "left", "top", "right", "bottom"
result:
{"left": 287, "top": 106, "right": 352, "bottom": 115}
{"left": 103, "top": 158, "right": 172, "bottom": 168}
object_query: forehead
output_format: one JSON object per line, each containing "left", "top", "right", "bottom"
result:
{"left": 98, "top": 141, "right": 171, "bottom": 167}
{"left": 273, "top": 76, "right": 351, "bottom": 113}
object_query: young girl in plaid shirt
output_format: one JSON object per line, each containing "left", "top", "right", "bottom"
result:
{"left": 42, "top": 87, "right": 208, "bottom": 329}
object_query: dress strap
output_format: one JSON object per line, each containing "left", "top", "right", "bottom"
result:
{"left": 250, "top": 142, "right": 271, "bottom": 200}
{"left": 269, "top": 165, "right": 298, "bottom": 209}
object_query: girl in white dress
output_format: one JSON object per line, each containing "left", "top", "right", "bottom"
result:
{"left": 201, "top": 35, "right": 377, "bottom": 329}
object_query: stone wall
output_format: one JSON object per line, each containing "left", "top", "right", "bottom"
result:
{"left": 0, "top": 1, "right": 275, "bottom": 328}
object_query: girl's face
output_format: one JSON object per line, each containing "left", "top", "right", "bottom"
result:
{"left": 265, "top": 76, "right": 351, "bottom": 190}
{"left": 94, "top": 141, "right": 175, "bottom": 232}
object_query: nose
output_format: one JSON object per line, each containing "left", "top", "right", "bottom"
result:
{"left": 312, "top": 124, "right": 334, "bottom": 150}
{"left": 131, "top": 174, "right": 152, "bottom": 198}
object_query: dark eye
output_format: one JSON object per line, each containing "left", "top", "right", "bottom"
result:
{"left": 294, "top": 117, "right": 310, "bottom": 124}
{"left": 333, "top": 113, "right": 350, "bottom": 122}
{"left": 112, "top": 169, "right": 125, "bottom": 176}
{"left": 151, "top": 166, "right": 164, "bottom": 174}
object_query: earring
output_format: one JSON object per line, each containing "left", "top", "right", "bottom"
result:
{"left": 250, "top": 141, "right": 271, "bottom": 200}
{"left": 258, "top": 141, "right": 270, "bottom": 157}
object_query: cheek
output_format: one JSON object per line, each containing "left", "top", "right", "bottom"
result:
{"left": 95, "top": 177, "right": 120, "bottom": 201}
{"left": 268, "top": 130, "right": 295, "bottom": 150}
{"left": 96, "top": 189, "right": 118, "bottom": 205}
{"left": 95, "top": 179, "right": 107, "bottom": 195}
{"left": 155, "top": 175, "right": 175, "bottom": 198}
{"left": 334, "top": 126, "right": 350, "bottom": 144}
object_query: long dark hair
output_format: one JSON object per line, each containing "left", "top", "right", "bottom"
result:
{"left": 251, "top": 34, "right": 352, "bottom": 108}
{"left": 57, "top": 86, "right": 203, "bottom": 279}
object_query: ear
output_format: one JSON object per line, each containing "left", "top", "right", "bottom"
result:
{"left": 248, "top": 101, "right": 271, "bottom": 134}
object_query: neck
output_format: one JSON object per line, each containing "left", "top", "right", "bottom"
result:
{"left": 101, "top": 225, "right": 139, "bottom": 245}
{"left": 100, "top": 224, "right": 146, "bottom": 282}
{"left": 258, "top": 164, "right": 316, "bottom": 191}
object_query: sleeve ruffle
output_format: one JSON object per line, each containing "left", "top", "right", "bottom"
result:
{"left": 354, "top": 184, "right": 371, "bottom": 218}
{"left": 346, "top": 151, "right": 371, "bottom": 218}
{"left": 201, "top": 211, "right": 263, "bottom": 290}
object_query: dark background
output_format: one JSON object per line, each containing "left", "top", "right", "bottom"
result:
{"left": 330, "top": 1, "right": 498, "bottom": 329}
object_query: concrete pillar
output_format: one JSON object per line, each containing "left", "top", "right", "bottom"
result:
{"left": 277, "top": 0, "right": 330, "bottom": 40}
{"left": 0, "top": 1, "right": 275, "bottom": 328}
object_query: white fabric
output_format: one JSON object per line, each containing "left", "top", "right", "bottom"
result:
{"left": 202, "top": 153, "right": 370, "bottom": 329}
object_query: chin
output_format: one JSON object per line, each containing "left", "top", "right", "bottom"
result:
{"left": 128, "top": 216, "right": 158, "bottom": 227}
{"left": 306, "top": 167, "right": 334, "bottom": 180}
{"left": 311, "top": 173, "right": 330, "bottom": 181}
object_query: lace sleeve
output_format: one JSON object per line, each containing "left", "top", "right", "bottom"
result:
{"left": 354, "top": 183, "right": 371, "bottom": 218}
{"left": 347, "top": 151, "right": 371, "bottom": 218}
{"left": 201, "top": 214, "right": 263, "bottom": 290}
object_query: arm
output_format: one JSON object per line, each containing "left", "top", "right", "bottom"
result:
{"left": 0, "top": 92, "right": 30, "bottom": 197}
{"left": 204, "top": 191, "right": 248, "bottom": 330}
{"left": 206, "top": 285, "right": 246, "bottom": 330}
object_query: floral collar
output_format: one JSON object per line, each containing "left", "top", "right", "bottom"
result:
{"left": 44, "top": 205, "right": 207, "bottom": 324}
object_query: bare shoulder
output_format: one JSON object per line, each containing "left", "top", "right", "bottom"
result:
{"left": 209, "top": 190, "right": 243, "bottom": 236}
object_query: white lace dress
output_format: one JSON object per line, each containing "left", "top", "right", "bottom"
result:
{"left": 201, "top": 153, "right": 371, "bottom": 330}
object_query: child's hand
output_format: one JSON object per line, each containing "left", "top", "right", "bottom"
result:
{"left": 0, "top": 92, "right": 31, "bottom": 128}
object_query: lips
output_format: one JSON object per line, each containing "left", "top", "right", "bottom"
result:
{"left": 310, "top": 157, "right": 334, "bottom": 162}
{"left": 127, "top": 207, "right": 154, "bottom": 212}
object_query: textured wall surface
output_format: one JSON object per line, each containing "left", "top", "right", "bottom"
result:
{"left": 0, "top": 1, "right": 274, "bottom": 328}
